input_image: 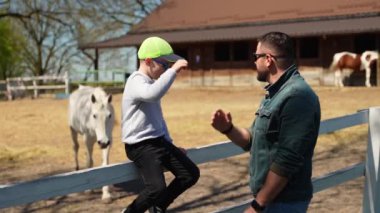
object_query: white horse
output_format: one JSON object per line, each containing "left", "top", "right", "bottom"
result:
{"left": 68, "top": 85, "right": 115, "bottom": 201}
{"left": 329, "top": 51, "right": 378, "bottom": 87}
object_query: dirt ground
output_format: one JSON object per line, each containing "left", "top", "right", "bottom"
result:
{"left": 1, "top": 84, "right": 379, "bottom": 213}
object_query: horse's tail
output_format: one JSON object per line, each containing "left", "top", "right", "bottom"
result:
{"left": 329, "top": 54, "right": 340, "bottom": 72}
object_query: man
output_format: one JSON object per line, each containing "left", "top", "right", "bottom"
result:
{"left": 121, "top": 36, "right": 199, "bottom": 213}
{"left": 211, "top": 32, "right": 321, "bottom": 213}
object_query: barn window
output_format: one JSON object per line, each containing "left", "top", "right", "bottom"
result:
{"left": 299, "top": 37, "right": 319, "bottom": 59}
{"left": 214, "top": 42, "right": 230, "bottom": 61}
{"left": 233, "top": 41, "right": 249, "bottom": 61}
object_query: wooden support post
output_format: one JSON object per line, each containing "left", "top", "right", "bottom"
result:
{"left": 33, "top": 79, "right": 38, "bottom": 98}
{"left": 211, "top": 69, "right": 214, "bottom": 86}
{"left": 6, "top": 79, "right": 13, "bottom": 101}
{"left": 201, "top": 69, "right": 205, "bottom": 86}
{"left": 65, "top": 71, "right": 70, "bottom": 95}
{"left": 229, "top": 70, "right": 232, "bottom": 86}
{"left": 189, "top": 69, "right": 193, "bottom": 86}
{"left": 363, "top": 107, "right": 380, "bottom": 212}
{"left": 319, "top": 68, "right": 325, "bottom": 86}
{"left": 94, "top": 48, "right": 99, "bottom": 83}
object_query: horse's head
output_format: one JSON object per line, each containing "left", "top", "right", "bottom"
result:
{"left": 90, "top": 88, "right": 114, "bottom": 149}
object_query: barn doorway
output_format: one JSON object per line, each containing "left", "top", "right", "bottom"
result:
{"left": 354, "top": 34, "right": 376, "bottom": 53}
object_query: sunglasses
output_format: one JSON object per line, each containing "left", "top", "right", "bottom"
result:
{"left": 252, "top": 53, "right": 267, "bottom": 62}
{"left": 153, "top": 58, "right": 170, "bottom": 70}
{"left": 253, "top": 53, "right": 288, "bottom": 62}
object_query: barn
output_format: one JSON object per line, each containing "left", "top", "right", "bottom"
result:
{"left": 79, "top": 0, "right": 380, "bottom": 86}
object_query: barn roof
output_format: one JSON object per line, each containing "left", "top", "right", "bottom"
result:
{"left": 80, "top": 0, "right": 380, "bottom": 49}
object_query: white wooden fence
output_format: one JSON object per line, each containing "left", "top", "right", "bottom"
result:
{"left": 5, "top": 70, "right": 129, "bottom": 100}
{"left": 70, "top": 69, "right": 129, "bottom": 84}
{"left": 6, "top": 73, "right": 69, "bottom": 100}
{"left": 0, "top": 108, "right": 379, "bottom": 212}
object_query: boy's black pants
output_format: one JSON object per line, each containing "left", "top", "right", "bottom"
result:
{"left": 124, "top": 136, "right": 200, "bottom": 213}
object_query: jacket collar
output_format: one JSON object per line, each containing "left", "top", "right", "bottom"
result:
{"left": 264, "top": 64, "right": 298, "bottom": 98}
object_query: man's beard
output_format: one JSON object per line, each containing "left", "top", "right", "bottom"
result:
{"left": 256, "top": 70, "right": 268, "bottom": 82}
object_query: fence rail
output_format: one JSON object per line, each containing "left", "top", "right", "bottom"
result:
{"left": 6, "top": 74, "right": 69, "bottom": 100}
{"left": 0, "top": 108, "right": 379, "bottom": 212}
{"left": 5, "top": 70, "right": 130, "bottom": 100}
{"left": 69, "top": 69, "right": 129, "bottom": 85}
{"left": 215, "top": 107, "right": 380, "bottom": 213}
{"left": 212, "top": 162, "right": 366, "bottom": 212}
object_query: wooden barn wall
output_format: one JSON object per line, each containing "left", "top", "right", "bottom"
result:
{"left": 171, "top": 32, "right": 380, "bottom": 73}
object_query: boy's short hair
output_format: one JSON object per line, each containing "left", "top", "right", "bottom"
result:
{"left": 138, "top": 36, "right": 183, "bottom": 62}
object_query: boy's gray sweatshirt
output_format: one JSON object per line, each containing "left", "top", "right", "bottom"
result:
{"left": 121, "top": 68, "right": 176, "bottom": 144}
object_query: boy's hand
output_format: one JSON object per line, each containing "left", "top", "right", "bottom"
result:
{"left": 171, "top": 59, "right": 188, "bottom": 73}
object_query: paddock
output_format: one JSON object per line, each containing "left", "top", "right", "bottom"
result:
{"left": 1, "top": 86, "right": 380, "bottom": 212}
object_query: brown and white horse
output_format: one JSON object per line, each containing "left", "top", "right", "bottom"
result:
{"left": 329, "top": 51, "right": 378, "bottom": 87}
{"left": 361, "top": 51, "right": 379, "bottom": 86}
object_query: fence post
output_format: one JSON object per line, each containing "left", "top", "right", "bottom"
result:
{"left": 32, "top": 79, "right": 38, "bottom": 98}
{"left": 6, "top": 78, "right": 13, "bottom": 100}
{"left": 65, "top": 71, "right": 70, "bottom": 95}
{"left": 363, "top": 107, "right": 380, "bottom": 213}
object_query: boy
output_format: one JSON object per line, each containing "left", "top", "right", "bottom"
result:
{"left": 121, "top": 37, "right": 200, "bottom": 213}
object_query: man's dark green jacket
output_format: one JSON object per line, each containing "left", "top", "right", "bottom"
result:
{"left": 247, "top": 64, "right": 321, "bottom": 202}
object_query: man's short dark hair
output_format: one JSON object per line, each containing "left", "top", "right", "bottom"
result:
{"left": 258, "top": 32, "right": 295, "bottom": 68}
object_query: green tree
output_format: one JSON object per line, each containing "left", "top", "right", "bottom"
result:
{"left": 0, "top": 0, "right": 163, "bottom": 77}
{"left": 0, "top": 19, "right": 24, "bottom": 80}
